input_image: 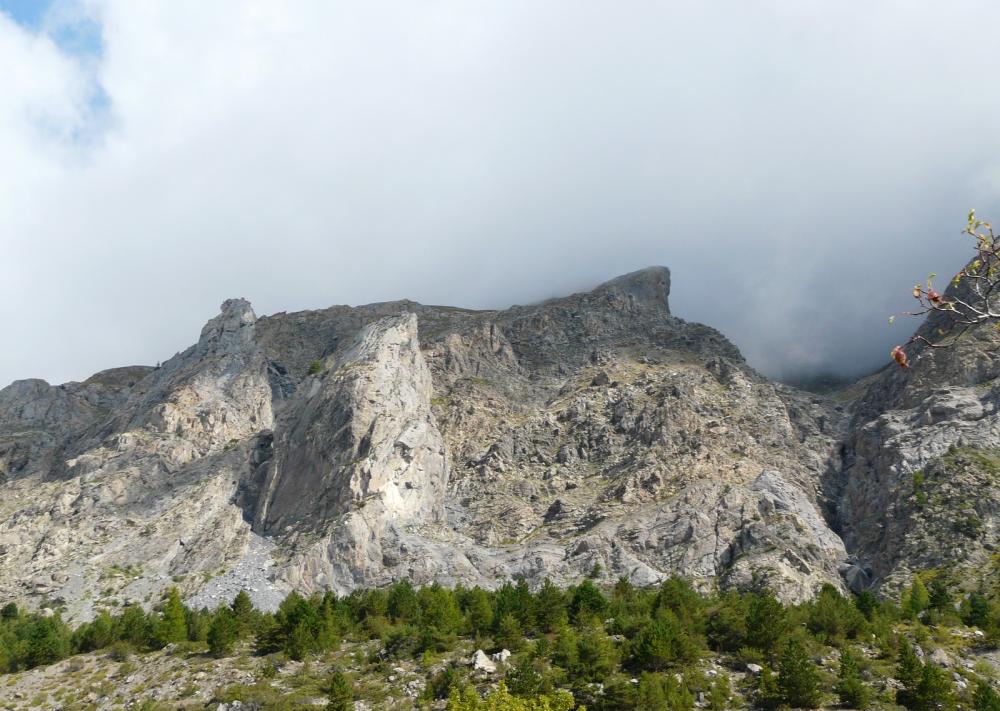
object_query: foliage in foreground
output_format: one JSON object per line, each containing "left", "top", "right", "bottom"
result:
{"left": 447, "top": 682, "right": 581, "bottom": 710}
{"left": 4, "top": 571, "right": 1000, "bottom": 709}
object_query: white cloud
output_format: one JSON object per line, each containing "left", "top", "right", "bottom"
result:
{"left": 3, "top": 1, "right": 1000, "bottom": 385}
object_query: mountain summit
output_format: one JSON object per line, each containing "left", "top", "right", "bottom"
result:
{"left": 0, "top": 268, "right": 995, "bottom": 619}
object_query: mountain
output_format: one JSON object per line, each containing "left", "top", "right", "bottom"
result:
{"left": 0, "top": 266, "right": 995, "bottom": 620}
{"left": 832, "top": 277, "right": 1000, "bottom": 596}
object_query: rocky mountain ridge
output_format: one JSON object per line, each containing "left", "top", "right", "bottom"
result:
{"left": 0, "top": 266, "right": 996, "bottom": 620}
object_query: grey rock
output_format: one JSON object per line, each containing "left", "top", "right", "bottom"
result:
{"left": 930, "top": 648, "right": 951, "bottom": 667}
{"left": 833, "top": 270, "right": 1000, "bottom": 593}
{"left": 472, "top": 649, "right": 496, "bottom": 673}
{"left": 8, "top": 265, "right": 983, "bottom": 619}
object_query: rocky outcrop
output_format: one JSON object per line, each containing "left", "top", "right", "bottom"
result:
{"left": 254, "top": 314, "right": 450, "bottom": 592}
{"left": 833, "top": 272, "right": 1000, "bottom": 593}
{"left": 0, "top": 266, "right": 934, "bottom": 618}
{"left": 256, "top": 313, "right": 447, "bottom": 532}
{"left": 0, "top": 299, "right": 275, "bottom": 618}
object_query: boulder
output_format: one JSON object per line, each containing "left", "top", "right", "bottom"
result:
{"left": 472, "top": 649, "right": 496, "bottom": 674}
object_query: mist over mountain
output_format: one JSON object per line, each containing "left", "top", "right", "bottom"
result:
{"left": 3, "top": 2, "right": 1000, "bottom": 387}
{"left": 9, "top": 3, "right": 1000, "bottom": 708}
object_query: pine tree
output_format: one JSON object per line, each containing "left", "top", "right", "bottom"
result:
{"left": 706, "top": 591, "right": 747, "bottom": 653}
{"left": 664, "top": 673, "right": 696, "bottom": 711}
{"left": 464, "top": 587, "right": 493, "bottom": 636}
{"left": 962, "top": 592, "right": 992, "bottom": 629}
{"left": 286, "top": 619, "right": 314, "bottom": 661}
{"left": 0, "top": 636, "right": 11, "bottom": 674}
{"left": 207, "top": 607, "right": 238, "bottom": 658}
{"left": 552, "top": 625, "right": 579, "bottom": 670}
{"left": 574, "top": 626, "right": 617, "bottom": 681}
{"left": 654, "top": 576, "right": 705, "bottom": 631}
{"left": 388, "top": 580, "right": 421, "bottom": 623}
{"left": 601, "top": 677, "right": 638, "bottom": 709}
{"left": 568, "top": 579, "right": 607, "bottom": 623}
{"left": 613, "top": 576, "right": 635, "bottom": 601}
{"left": 116, "top": 604, "right": 153, "bottom": 648}
{"left": 25, "top": 615, "right": 70, "bottom": 668}
{"left": 855, "top": 589, "right": 879, "bottom": 621}
{"left": 358, "top": 588, "right": 388, "bottom": 621}
{"left": 512, "top": 578, "right": 536, "bottom": 631}
{"left": 445, "top": 682, "right": 579, "bottom": 711}
{"left": 317, "top": 594, "right": 341, "bottom": 652}
{"left": 185, "top": 607, "right": 210, "bottom": 642}
{"left": 419, "top": 583, "right": 462, "bottom": 635}
{"left": 896, "top": 640, "right": 924, "bottom": 708}
{"left": 898, "top": 641, "right": 923, "bottom": 686}
{"left": 928, "top": 576, "right": 952, "bottom": 612}
{"left": 807, "top": 583, "right": 865, "bottom": 642}
{"left": 156, "top": 587, "right": 188, "bottom": 646}
{"left": 535, "top": 579, "right": 567, "bottom": 633}
{"left": 492, "top": 582, "right": 519, "bottom": 630}
{"left": 910, "top": 663, "right": 955, "bottom": 711}
{"left": 633, "top": 609, "right": 698, "bottom": 670}
{"left": 76, "top": 610, "right": 115, "bottom": 652}
{"left": 708, "top": 675, "right": 730, "bottom": 710}
{"left": 836, "top": 647, "right": 870, "bottom": 709}
{"left": 506, "top": 655, "right": 542, "bottom": 697}
{"left": 253, "top": 614, "right": 282, "bottom": 655}
{"left": 327, "top": 669, "right": 353, "bottom": 711}
{"left": 276, "top": 591, "right": 319, "bottom": 659}
{"left": 636, "top": 673, "right": 669, "bottom": 711}
{"left": 903, "top": 577, "right": 930, "bottom": 620}
{"left": 745, "top": 591, "right": 786, "bottom": 654}
{"left": 494, "top": 613, "right": 524, "bottom": 653}
{"left": 231, "top": 590, "right": 254, "bottom": 636}
{"left": 755, "top": 665, "right": 781, "bottom": 709}
{"left": 777, "top": 638, "right": 821, "bottom": 708}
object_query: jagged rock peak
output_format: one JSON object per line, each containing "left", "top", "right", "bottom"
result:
{"left": 344, "top": 311, "right": 421, "bottom": 362}
{"left": 591, "top": 266, "right": 671, "bottom": 312}
{"left": 197, "top": 298, "right": 257, "bottom": 353}
{"left": 0, "top": 378, "right": 51, "bottom": 401}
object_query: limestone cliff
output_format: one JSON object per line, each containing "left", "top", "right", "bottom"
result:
{"left": 833, "top": 274, "right": 1000, "bottom": 594}
{"left": 0, "top": 265, "right": 971, "bottom": 618}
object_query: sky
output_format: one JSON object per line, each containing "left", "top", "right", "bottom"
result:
{"left": 2, "top": 1, "right": 1000, "bottom": 387}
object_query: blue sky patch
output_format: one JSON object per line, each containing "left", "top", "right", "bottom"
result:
{"left": 1, "top": 0, "right": 109, "bottom": 146}
{"left": 0, "top": 0, "right": 103, "bottom": 57}
{"left": 0, "top": 0, "right": 52, "bottom": 29}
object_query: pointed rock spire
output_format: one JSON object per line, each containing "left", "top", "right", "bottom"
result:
{"left": 197, "top": 298, "right": 257, "bottom": 354}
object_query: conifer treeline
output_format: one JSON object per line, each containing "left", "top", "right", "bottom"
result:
{"left": 1, "top": 573, "right": 997, "bottom": 710}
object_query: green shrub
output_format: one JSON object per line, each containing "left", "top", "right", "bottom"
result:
{"left": 207, "top": 607, "right": 238, "bottom": 658}
{"left": 708, "top": 675, "right": 730, "bottom": 710}
{"left": 631, "top": 609, "right": 699, "bottom": 670}
{"left": 974, "top": 679, "right": 1000, "bottom": 711}
{"left": 836, "top": 647, "right": 871, "bottom": 709}
{"left": 326, "top": 669, "right": 353, "bottom": 711}
{"left": 745, "top": 591, "right": 786, "bottom": 654}
{"left": 777, "top": 638, "right": 821, "bottom": 708}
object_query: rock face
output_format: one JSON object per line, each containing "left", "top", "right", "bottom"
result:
{"left": 254, "top": 313, "right": 450, "bottom": 592}
{"left": 832, "top": 276, "right": 1000, "bottom": 593}
{"left": 1, "top": 264, "right": 987, "bottom": 618}
{"left": 254, "top": 313, "right": 447, "bottom": 533}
